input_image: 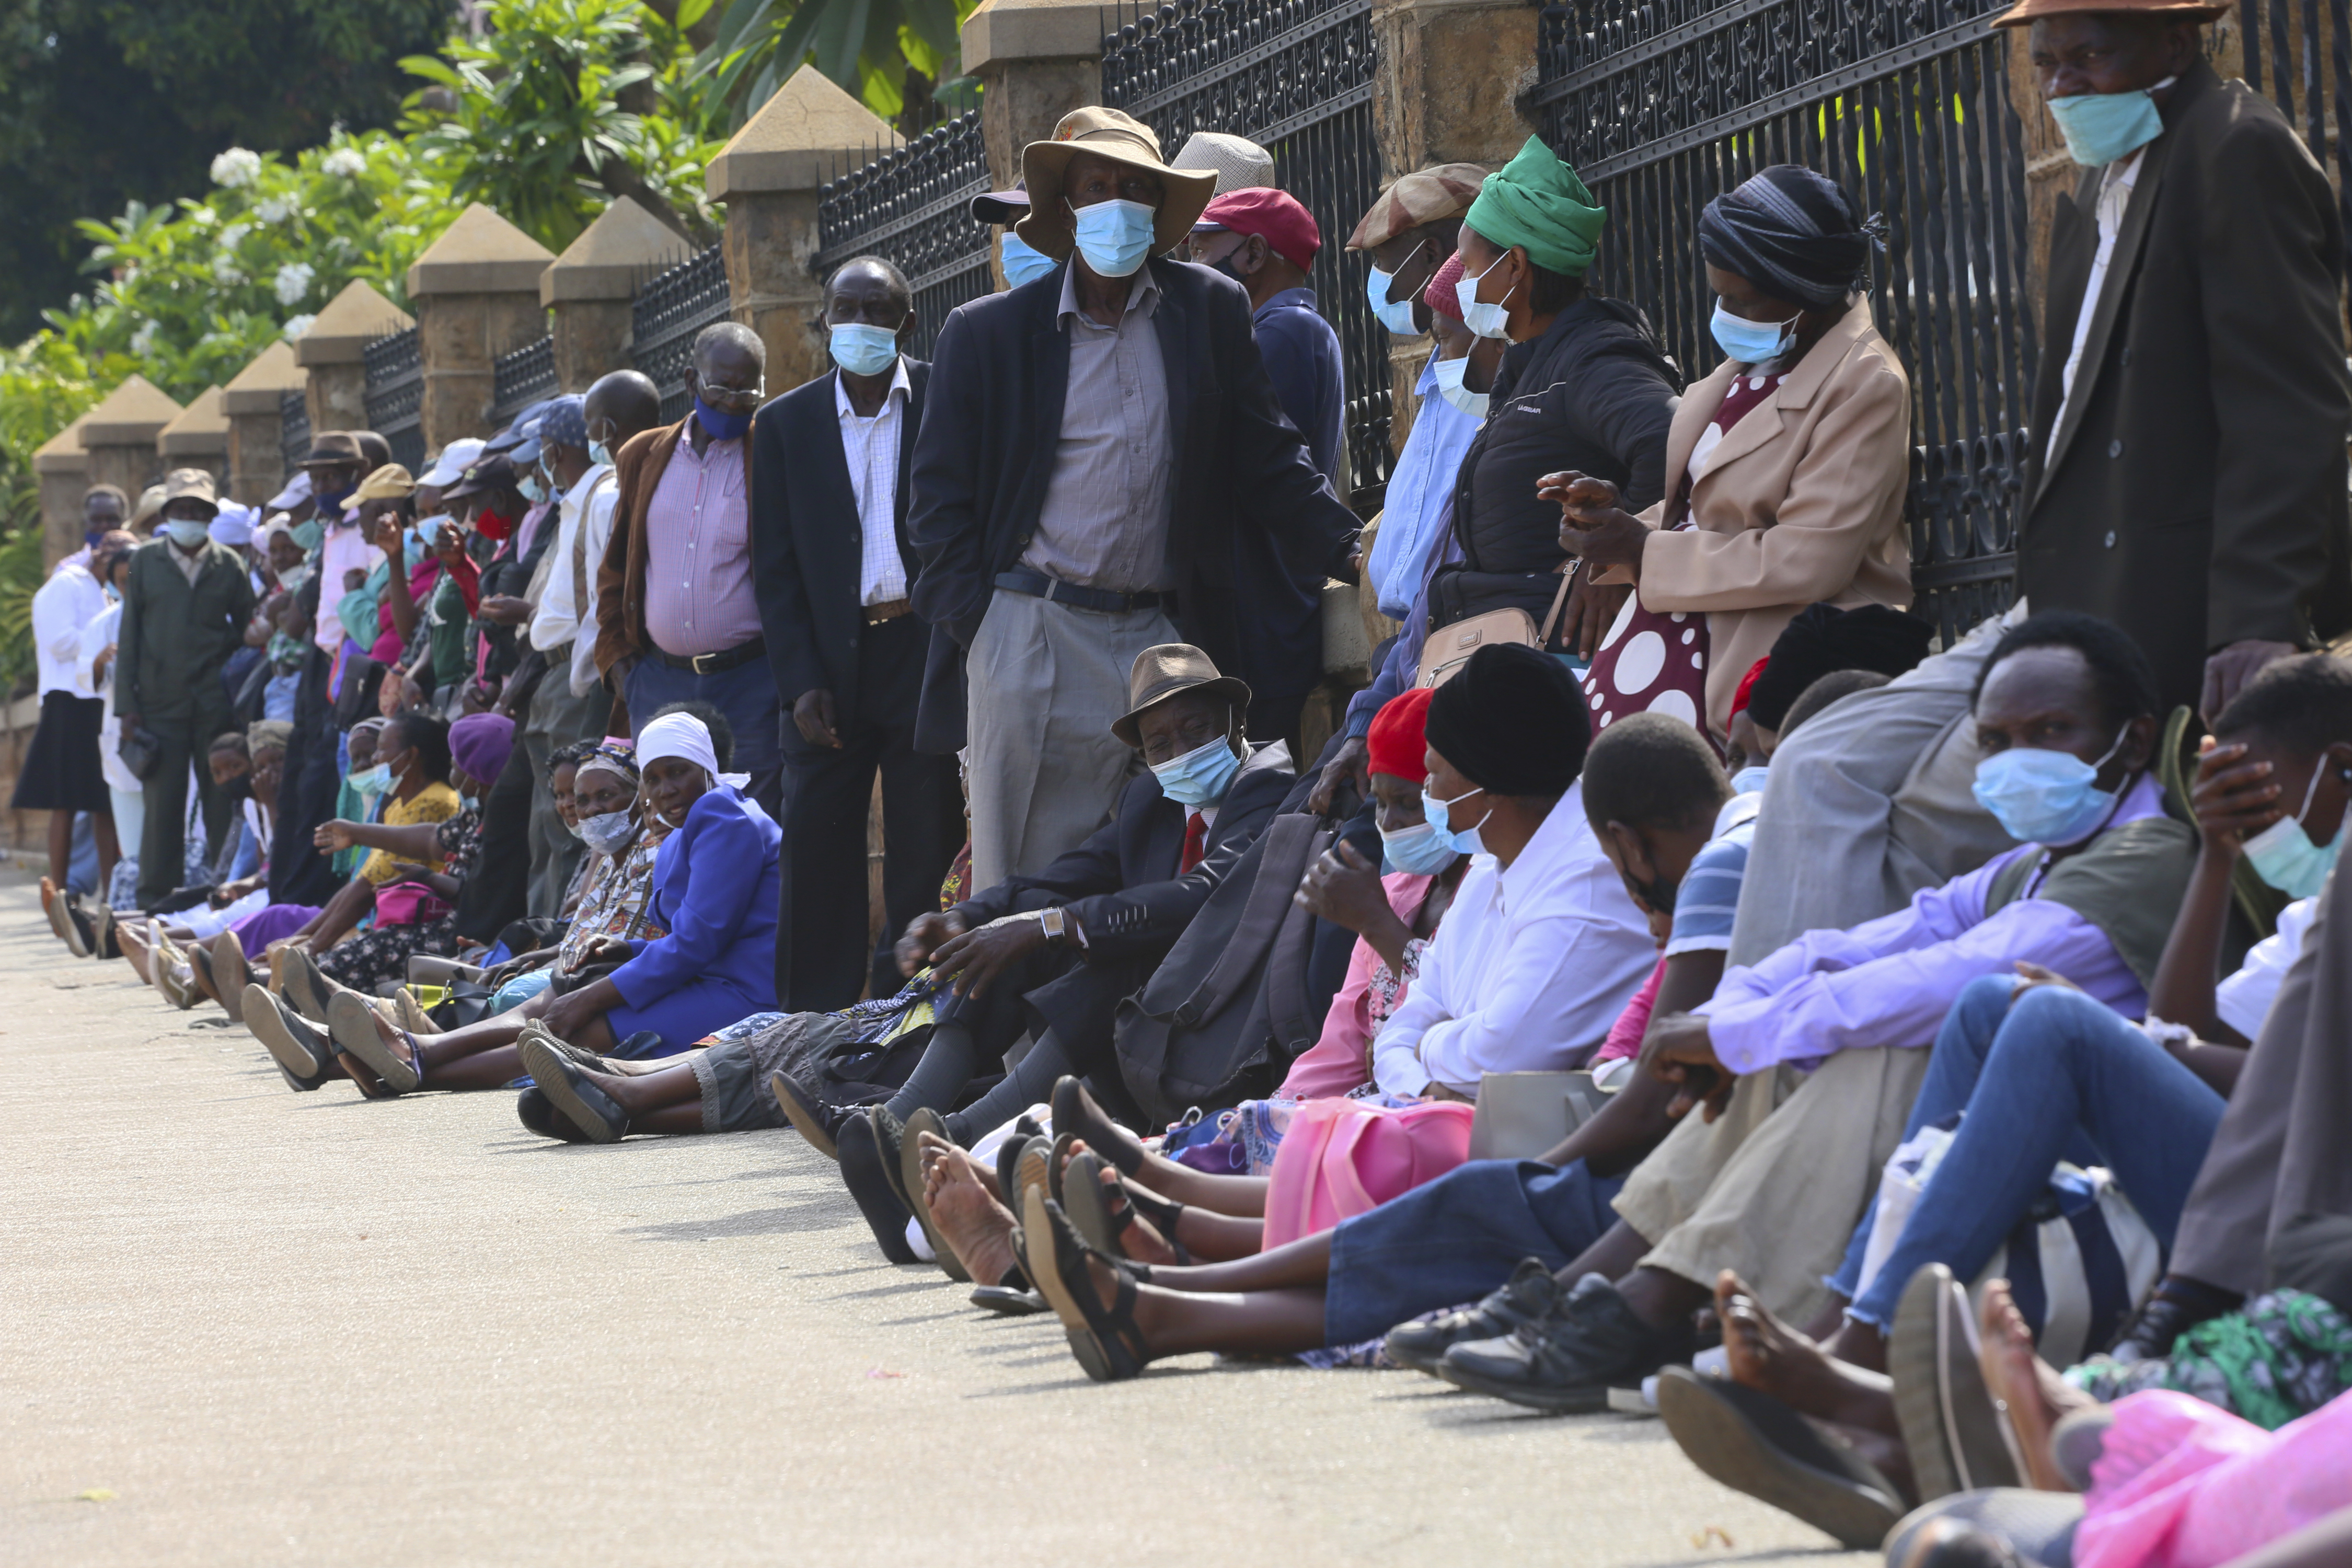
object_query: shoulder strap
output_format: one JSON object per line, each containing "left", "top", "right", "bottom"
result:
{"left": 1171, "top": 815, "right": 1320, "bottom": 1028}
{"left": 571, "top": 469, "right": 618, "bottom": 635}
{"left": 1536, "top": 561, "right": 1577, "bottom": 647}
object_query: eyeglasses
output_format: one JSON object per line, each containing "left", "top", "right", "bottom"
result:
{"left": 697, "top": 381, "right": 765, "bottom": 411}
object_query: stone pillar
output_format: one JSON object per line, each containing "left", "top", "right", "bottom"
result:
{"left": 296, "top": 280, "right": 412, "bottom": 437}
{"left": 407, "top": 204, "right": 558, "bottom": 448}
{"left": 707, "top": 65, "right": 903, "bottom": 393}
{"left": 78, "top": 375, "right": 183, "bottom": 513}
{"left": 221, "top": 339, "right": 308, "bottom": 504}
{"left": 32, "top": 416, "right": 90, "bottom": 569}
{"left": 543, "top": 196, "right": 692, "bottom": 391}
{"left": 963, "top": 0, "right": 1107, "bottom": 190}
{"left": 156, "top": 387, "right": 230, "bottom": 490}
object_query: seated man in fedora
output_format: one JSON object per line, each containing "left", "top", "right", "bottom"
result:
{"left": 777, "top": 644, "right": 1296, "bottom": 1261}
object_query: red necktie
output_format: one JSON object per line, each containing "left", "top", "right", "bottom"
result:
{"left": 1180, "top": 811, "right": 1207, "bottom": 873}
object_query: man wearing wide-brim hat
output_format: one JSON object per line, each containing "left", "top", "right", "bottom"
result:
{"left": 117, "top": 467, "right": 258, "bottom": 907}
{"left": 907, "top": 105, "right": 1359, "bottom": 892}
{"left": 2008, "top": 0, "right": 2350, "bottom": 720}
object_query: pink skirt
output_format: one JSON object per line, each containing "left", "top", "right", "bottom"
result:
{"left": 1260, "top": 1097, "right": 1477, "bottom": 1250}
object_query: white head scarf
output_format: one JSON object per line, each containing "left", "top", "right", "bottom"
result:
{"left": 637, "top": 711, "right": 750, "bottom": 790}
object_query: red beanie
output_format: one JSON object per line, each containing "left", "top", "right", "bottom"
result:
{"left": 1366, "top": 687, "right": 1436, "bottom": 782}
{"left": 1731, "top": 656, "right": 1771, "bottom": 718}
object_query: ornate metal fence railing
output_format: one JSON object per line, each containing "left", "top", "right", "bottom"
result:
{"left": 1101, "top": 0, "right": 1389, "bottom": 511}
{"left": 2229, "top": 0, "right": 2352, "bottom": 261}
{"left": 1533, "top": 0, "right": 2035, "bottom": 642}
{"left": 489, "top": 333, "right": 558, "bottom": 430}
{"left": 362, "top": 326, "right": 425, "bottom": 472}
{"left": 631, "top": 243, "right": 732, "bottom": 423}
{"left": 810, "top": 108, "right": 997, "bottom": 363}
{"left": 280, "top": 386, "right": 312, "bottom": 475}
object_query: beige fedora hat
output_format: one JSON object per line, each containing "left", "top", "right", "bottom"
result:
{"left": 1016, "top": 106, "right": 1219, "bottom": 263}
{"left": 1110, "top": 644, "right": 1253, "bottom": 748}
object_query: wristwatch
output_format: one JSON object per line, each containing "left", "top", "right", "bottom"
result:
{"left": 1034, "top": 906, "right": 1067, "bottom": 943}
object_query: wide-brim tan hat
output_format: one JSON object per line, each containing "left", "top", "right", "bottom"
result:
{"left": 1992, "top": 0, "right": 2225, "bottom": 25}
{"left": 160, "top": 467, "right": 220, "bottom": 518}
{"left": 1016, "top": 106, "right": 1218, "bottom": 263}
{"left": 1111, "top": 643, "right": 1253, "bottom": 747}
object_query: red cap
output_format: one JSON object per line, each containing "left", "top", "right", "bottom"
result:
{"left": 1425, "top": 251, "right": 1466, "bottom": 322}
{"left": 1366, "top": 687, "right": 1436, "bottom": 783}
{"left": 1731, "top": 656, "right": 1771, "bottom": 718}
{"left": 1195, "top": 187, "right": 1322, "bottom": 272}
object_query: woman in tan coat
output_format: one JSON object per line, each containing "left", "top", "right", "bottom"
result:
{"left": 1546, "top": 165, "right": 1913, "bottom": 741}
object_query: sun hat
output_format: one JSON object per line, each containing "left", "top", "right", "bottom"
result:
{"left": 1016, "top": 106, "right": 1219, "bottom": 262}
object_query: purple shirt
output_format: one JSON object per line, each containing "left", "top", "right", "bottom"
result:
{"left": 642, "top": 425, "right": 758, "bottom": 658}
{"left": 1701, "top": 772, "right": 2167, "bottom": 1076}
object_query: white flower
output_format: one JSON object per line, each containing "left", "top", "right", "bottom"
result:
{"left": 218, "top": 222, "right": 249, "bottom": 250}
{"left": 319, "top": 146, "right": 367, "bottom": 179}
{"left": 210, "top": 147, "right": 261, "bottom": 188}
{"left": 273, "top": 261, "right": 315, "bottom": 306}
{"left": 212, "top": 254, "right": 247, "bottom": 286}
{"left": 129, "top": 321, "right": 158, "bottom": 356}
{"left": 255, "top": 195, "right": 294, "bottom": 225}
{"left": 281, "top": 314, "right": 316, "bottom": 341}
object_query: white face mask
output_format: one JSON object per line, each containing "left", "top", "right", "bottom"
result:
{"left": 1434, "top": 354, "right": 1489, "bottom": 417}
{"left": 1455, "top": 253, "right": 1515, "bottom": 340}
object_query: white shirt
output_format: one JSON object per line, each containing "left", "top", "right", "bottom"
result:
{"left": 32, "top": 562, "right": 107, "bottom": 698}
{"left": 2215, "top": 893, "right": 2319, "bottom": 1040}
{"left": 2049, "top": 147, "right": 2147, "bottom": 462}
{"left": 78, "top": 601, "right": 140, "bottom": 795}
{"left": 315, "top": 518, "right": 377, "bottom": 653}
{"left": 834, "top": 359, "right": 913, "bottom": 606}
{"left": 1372, "top": 782, "right": 1657, "bottom": 1096}
{"left": 521, "top": 466, "right": 620, "bottom": 698}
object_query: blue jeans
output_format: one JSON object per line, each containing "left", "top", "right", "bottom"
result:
{"left": 1834, "top": 973, "right": 2226, "bottom": 1328}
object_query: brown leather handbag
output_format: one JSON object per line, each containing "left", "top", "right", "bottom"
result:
{"left": 1414, "top": 563, "right": 1577, "bottom": 688}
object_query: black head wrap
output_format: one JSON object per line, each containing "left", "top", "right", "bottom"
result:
{"left": 1424, "top": 642, "right": 1592, "bottom": 796}
{"left": 1746, "top": 603, "right": 1934, "bottom": 732}
{"left": 1698, "top": 166, "right": 1880, "bottom": 310}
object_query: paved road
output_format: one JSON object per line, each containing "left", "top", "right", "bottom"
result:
{"left": 2, "top": 878, "right": 1875, "bottom": 1567}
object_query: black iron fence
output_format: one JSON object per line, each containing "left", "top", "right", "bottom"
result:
{"left": 631, "top": 243, "right": 731, "bottom": 423}
{"left": 2230, "top": 0, "right": 2352, "bottom": 252}
{"left": 280, "top": 386, "right": 311, "bottom": 475}
{"left": 1532, "top": 0, "right": 2033, "bottom": 642}
{"left": 811, "top": 108, "right": 996, "bottom": 362}
{"left": 362, "top": 326, "right": 425, "bottom": 472}
{"left": 490, "top": 333, "right": 558, "bottom": 429}
{"left": 1102, "top": 0, "right": 1388, "bottom": 511}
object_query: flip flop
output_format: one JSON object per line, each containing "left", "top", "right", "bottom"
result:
{"left": 898, "top": 1107, "right": 970, "bottom": 1283}
{"left": 246, "top": 986, "right": 330, "bottom": 1087}
{"left": 1655, "top": 1368, "right": 1907, "bottom": 1550}
{"left": 520, "top": 1036, "right": 627, "bottom": 1144}
{"left": 40, "top": 878, "right": 71, "bottom": 947}
{"left": 1050, "top": 1075, "right": 1146, "bottom": 1177}
{"left": 836, "top": 1111, "right": 918, "bottom": 1264}
{"left": 1891, "top": 1263, "right": 2022, "bottom": 1501}
{"left": 970, "top": 1284, "right": 1050, "bottom": 1316}
{"left": 1021, "top": 1184, "right": 1150, "bottom": 1382}
{"left": 210, "top": 935, "right": 249, "bottom": 1024}
{"left": 327, "top": 990, "right": 421, "bottom": 1093}
{"left": 282, "top": 946, "right": 335, "bottom": 1025}
{"left": 1012, "top": 1135, "right": 1054, "bottom": 1211}
{"left": 188, "top": 942, "right": 223, "bottom": 1007}
{"left": 1060, "top": 1150, "right": 1191, "bottom": 1264}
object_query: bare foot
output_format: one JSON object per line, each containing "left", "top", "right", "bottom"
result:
{"left": 921, "top": 1135, "right": 1022, "bottom": 1287}
{"left": 1716, "top": 1270, "right": 1898, "bottom": 1437}
{"left": 1091, "top": 1163, "right": 1181, "bottom": 1267}
{"left": 1978, "top": 1279, "right": 2097, "bottom": 1492}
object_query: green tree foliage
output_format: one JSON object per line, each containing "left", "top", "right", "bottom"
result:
{"left": 699, "top": 0, "right": 979, "bottom": 137}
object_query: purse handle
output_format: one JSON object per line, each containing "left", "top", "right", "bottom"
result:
{"left": 1537, "top": 560, "right": 1579, "bottom": 649}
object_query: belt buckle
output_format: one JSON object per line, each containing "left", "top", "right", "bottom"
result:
{"left": 690, "top": 650, "right": 720, "bottom": 675}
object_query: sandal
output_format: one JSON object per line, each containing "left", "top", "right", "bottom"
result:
{"left": 329, "top": 990, "right": 421, "bottom": 1093}
{"left": 1047, "top": 1131, "right": 1077, "bottom": 1205}
{"left": 970, "top": 1284, "right": 1050, "bottom": 1316}
{"left": 1012, "top": 1135, "right": 1054, "bottom": 1212}
{"left": 247, "top": 985, "right": 329, "bottom": 1089}
{"left": 1051, "top": 1075, "right": 1146, "bottom": 1177}
{"left": 898, "top": 1107, "right": 971, "bottom": 1283}
{"left": 211, "top": 935, "right": 249, "bottom": 1024}
{"left": 1060, "top": 1150, "right": 1191, "bottom": 1264}
{"left": 1020, "top": 1183, "right": 1151, "bottom": 1382}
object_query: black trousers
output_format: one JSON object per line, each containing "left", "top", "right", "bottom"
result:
{"left": 459, "top": 733, "right": 535, "bottom": 945}
{"left": 136, "top": 709, "right": 235, "bottom": 909}
{"left": 270, "top": 647, "right": 343, "bottom": 908}
{"left": 777, "top": 617, "right": 964, "bottom": 1011}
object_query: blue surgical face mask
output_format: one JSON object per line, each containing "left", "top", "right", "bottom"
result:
{"left": 1367, "top": 243, "right": 1427, "bottom": 335}
{"left": 460, "top": 793, "right": 480, "bottom": 813}
{"left": 162, "top": 517, "right": 211, "bottom": 549}
{"left": 348, "top": 763, "right": 392, "bottom": 795}
{"left": 1711, "top": 299, "right": 1800, "bottom": 364}
{"left": 2046, "top": 76, "right": 2173, "bottom": 168}
{"left": 1433, "top": 354, "right": 1489, "bottom": 418}
{"left": 1001, "top": 232, "right": 1057, "bottom": 288}
{"left": 573, "top": 807, "right": 638, "bottom": 856}
{"left": 588, "top": 441, "right": 613, "bottom": 468}
{"left": 693, "top": 398, "right": 753, "bottom": 442}
{"left": 1455, "top": 253, "right": 1515, "bottom": 341}
{"left": 517, "top": 472, "right": 546, "bottom": 506}
{"left": 1421, "top": 782, "right": 1492, "bottom": 857}
{"left": 1970, "top": 726, "right": 2129, "bottom": 846}
{"left": 1381, "top": 817, "right": 1461, "bottom": 876}
{"left": 2242, "top": 762, "right": 2349, "bottom": 898}
{"left": 1070, "top": 198, "right": 1157, "bottom": 279}
{"left": 829, "top": 322, "right": 901, "bottom": 378}
{"left": 1151, "top": 734, "right": 1243, "bottom": 808}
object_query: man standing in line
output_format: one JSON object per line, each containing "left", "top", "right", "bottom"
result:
{"left": 19, "top": 514, "right": 122, "bottom": 900}
{"left": 753, "top": 257, "right": 966, "bottom": 1011}
{"left": 272, "top": 431, "right": 375, "bottom": 908}
{"left": 909, "top": 106, "right": 1358, "bottom": 890}
{"left": 594, "top": 322, "right": 785, "bottom": 822}
{"left": 117, "top": 470, "right": 256, "bottom": 909}
{"left": 2011, "top": 0, "right": 2351, "bottom": 717}
{"left": 1186, "top": 185, "right": 1348, "bottom": 752}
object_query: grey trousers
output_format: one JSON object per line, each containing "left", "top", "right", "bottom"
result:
{"left": 1726, "top": 601, "right": 2026, "bottom": 967}
{"left": 2171, "top": 857, "right": 2352, "bottom": 1295}
{"left": 962, "top": 589, "right": 1177, "bottom": 891}
{"left": 523, "top": 654, "right": 614, "bottom": 919}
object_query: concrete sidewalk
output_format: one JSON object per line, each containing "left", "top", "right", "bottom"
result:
{"left": 2, "top": 879, "right": 1874, "bottom": 1567}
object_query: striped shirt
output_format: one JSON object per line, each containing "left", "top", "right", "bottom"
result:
{"left": 1664, "top": 791, "right": 1761, "bottom": 958}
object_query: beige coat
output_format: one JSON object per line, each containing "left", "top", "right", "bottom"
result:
{"left": 1599, "top": 302, "right": 1912, "bottom": 736}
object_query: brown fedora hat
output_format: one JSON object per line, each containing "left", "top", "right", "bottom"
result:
{"left": 1016, "top": 107, "right": 1219, "bottom": 263}
{"left": 1110, "top": 644, "right": 1253, "bottom": 748}
{"left": 1993, "top": 0, "right": 2226, "bottom": 26}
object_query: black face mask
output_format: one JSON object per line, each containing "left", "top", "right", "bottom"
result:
{"left": 1208, "top": 255, "right": 1248, "bottom": 285}
{"left": 220, "top": 773, "right": 253, "bottom": 802}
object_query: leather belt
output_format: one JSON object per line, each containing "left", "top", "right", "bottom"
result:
{"left": 863, "top": 598, "right": 912, "bottom": 626}
{"left": 649, "top": 636, "right": 765, "bottom": 675}
{"left": 994, "top": 568, "right": 1168, "bottom": 615}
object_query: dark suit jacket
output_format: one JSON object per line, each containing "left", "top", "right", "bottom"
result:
{"left": 906, "top": 257, "right": 1362, "bottom": 753}
{"left": 118, "top": 538, "right": 257, "bottom": 725}
{"left": 951, "top": 753, "right": 1293, "bottom": 962}
{"left": 749, "top": 362, "right": 930, "bottom": 745}
{"left": 2021, "top": 59, "right": 2351, "bottom": 711}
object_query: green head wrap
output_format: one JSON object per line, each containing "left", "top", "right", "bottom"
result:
{"left": 1463, "top": 135, "right": 1606, "bottom": 279}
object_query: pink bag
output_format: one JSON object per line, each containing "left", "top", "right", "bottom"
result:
{"left": 1260, "top": 1097, "right": 1476, "bottom": 1249}
{"left": 373, "top": 880, "right": 452, "bottom": 928}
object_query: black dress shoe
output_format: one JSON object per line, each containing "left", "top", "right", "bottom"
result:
{"left": 2106, "top": 1276, "right": 2241, "bottom": 1364}
{"left": 769, "top": 1071, "right": 853, "bottom": 1159}
{"left": 1437, "top": 1273, "right": 1690, "bottom": 1413}
{"left": 837, "top": 1112, "right": 919, "bottom": 1264}
{"left": 517, "top": 1086, "right": 589, "bottom": 1143}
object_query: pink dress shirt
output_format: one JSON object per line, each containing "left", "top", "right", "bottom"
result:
{"left": 1277, "top": 872, "right": 1436, "bottom": 1100}
{"left": 642, "top": 426, "right": 759, "bottom": 658}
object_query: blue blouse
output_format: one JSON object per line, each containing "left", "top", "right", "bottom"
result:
{"left": 609, "top": 783, "right": 782, "bottom": 1011}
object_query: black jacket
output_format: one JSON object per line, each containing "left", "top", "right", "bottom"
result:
{"left": 1432, "top": 294, "right": 1681, "bottom": 631}
{"left": 951, "top": 750, "right": 1294, "bottom": 963}
{"left": 119, "top": 538, "right": 257, "bottom": 724}
{"left": 906, "top": 258, "right": 1361, "bottom": 753}
{"left": 750, "top": 361, "right": 930, "bottom": 742}
{"left": 2022, "top": 59, "right": 2351, "bottom": 711}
